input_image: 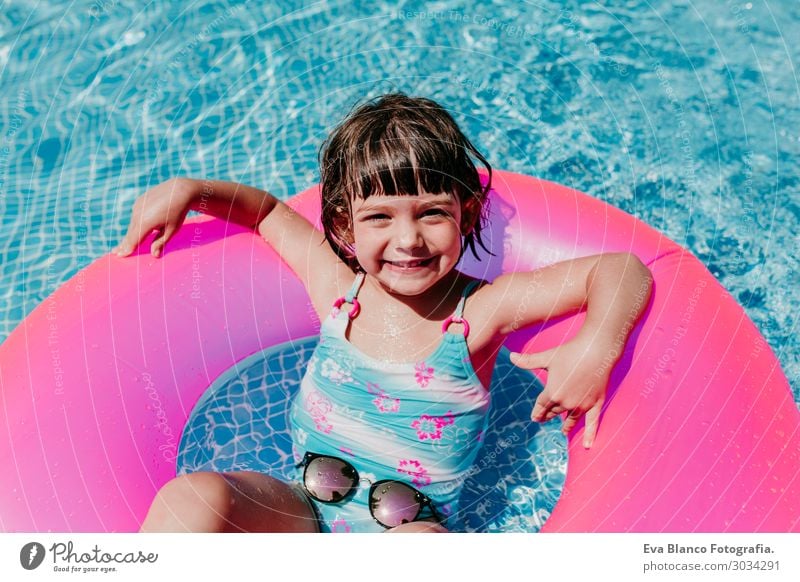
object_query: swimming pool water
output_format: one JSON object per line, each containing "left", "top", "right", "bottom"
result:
{"left": 1, "top": 0, "right": 798, "bottom": 407}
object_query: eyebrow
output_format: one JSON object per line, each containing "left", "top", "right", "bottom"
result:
{"left": 355, "top": 195, "right": 455, "bottom": 215}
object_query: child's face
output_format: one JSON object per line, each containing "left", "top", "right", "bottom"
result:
{"left": 349, "top": 192, "right": 464, "bottom": 297}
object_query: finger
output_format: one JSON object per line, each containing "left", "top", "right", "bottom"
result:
{"left": 542, "top": 406, "right": 566, "bottom": 422}
{"left": 150, "top": 226, "right": 173, "bottom": 258}
{"left": 115, "top": 220, "right": 147, "bottom": 257}
{"left": 510, "top": 348, "right": 556, "bottom": 371}
{"left": 561, "top": 409, "right": 583, "bottom": 436}
{"left": 530, "top": 392, "right": 556, "bottom": 422}
{"left": 114, "top": 210, "right": 152, "bottom": 257}
{"left": 582, "top": 403, "right": 602, "bottom": 449}
{"left": 537, "top": 402, "right": 565, "bottom": 420}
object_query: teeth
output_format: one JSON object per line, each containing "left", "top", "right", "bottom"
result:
{"left": 389, "top": 259, "right": 427, "bottom": 267}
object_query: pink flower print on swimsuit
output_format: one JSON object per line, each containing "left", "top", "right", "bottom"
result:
{"left": 414, "top": 361, "right": 434, "bottom": 388}
{"left": 330, "top": 517, "right": 352, "bottom": 533}
{"left": 397, "top": 459, "right": 431, "bottom": 488}
{"left": 411, "top": 416, "right": 441, "bottom": 440}
{"left": 304, "top": 389, "right": 333, "bottom": 434}
{"left": 411, "top": 411, "right": 455, "bottom": 441}
{"left": 366, "top": 382, "right": 400, "bottom": 413}
{"left": 320, "top": 357, "right": 354, "bottom": 385}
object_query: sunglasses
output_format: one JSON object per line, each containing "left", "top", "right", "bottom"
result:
{"left": 295, "top": 452, "right": 444, "bottom": 529}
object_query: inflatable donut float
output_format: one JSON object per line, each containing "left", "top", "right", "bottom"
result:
{"left": 1, "top": 170, "right": 797, "bottom": 532}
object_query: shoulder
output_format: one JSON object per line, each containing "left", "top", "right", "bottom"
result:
{"left": 461, "top": 269, "right": 564, "bottom": 337}
{"left": 455, "top": 276, "right": 508, "bottom": 370}
{"left": 456, "top": 275, "right": 500, "bottom": 338}
{"left": 258, "top": 199, "right": 356, "bottom": 319}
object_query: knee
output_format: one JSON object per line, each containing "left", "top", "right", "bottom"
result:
{"left": 141, "top": 472, "right": 233, "bottom": 532}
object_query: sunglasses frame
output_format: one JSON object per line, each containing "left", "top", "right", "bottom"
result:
{"left": 295, "top": 452, "right": 444, "bottom": 529}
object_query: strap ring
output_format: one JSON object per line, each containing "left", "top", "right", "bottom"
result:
{"left": 441, "top": 315, "right": 470, "bottom": 338}
{"left": 333, "top": 296, "right": 361, "bottom": 319}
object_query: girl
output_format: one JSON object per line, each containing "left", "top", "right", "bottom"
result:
{"left": 114, "top": 93, "right": 653, "bottom": 533}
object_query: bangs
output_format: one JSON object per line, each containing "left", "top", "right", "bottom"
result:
{"left": 345, "top": 122, "right": 463, "bottom": 200}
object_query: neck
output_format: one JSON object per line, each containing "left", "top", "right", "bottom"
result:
{"left": 362, "top": 270, "right": 464, "bottom": 319}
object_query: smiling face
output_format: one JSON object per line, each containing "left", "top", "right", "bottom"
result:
{"left": 319, "top": 94, "right": 493, "bottom": 274}
{"left": 350, "top": 192, "right": 465, "bottom": 297}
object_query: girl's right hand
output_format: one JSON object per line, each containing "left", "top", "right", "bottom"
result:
{"left": 113, "top": 178, "right": 196, "bottom": 258}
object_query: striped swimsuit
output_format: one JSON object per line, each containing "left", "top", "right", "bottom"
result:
{"left": 289, "top": 273, "right": 491, "bottom": 532}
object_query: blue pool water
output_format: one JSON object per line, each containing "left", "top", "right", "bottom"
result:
{"left": 1, "top": 0, "right": 797, "bottom": 400}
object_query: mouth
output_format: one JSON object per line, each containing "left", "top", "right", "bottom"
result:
{"left": 383, "top": 257, "right": 435, "bottom": 270}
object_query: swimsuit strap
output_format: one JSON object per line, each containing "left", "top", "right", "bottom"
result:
{"left": 442, "top": 280, "right": 481, "bottom": 338}
{"left": 345, "top": 272, "right": 367, "bottom": 303}
{"left": 332, "top": 272, "right": 366, "bottom": 320}
{"left": 453, "top": 280, "right": 481, "bottom": 318}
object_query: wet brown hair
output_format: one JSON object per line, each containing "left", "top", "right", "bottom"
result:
{"left": 319, "top": 93, "right": 493, "bottom": 271}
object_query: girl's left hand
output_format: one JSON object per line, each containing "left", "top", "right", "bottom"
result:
{"left": 509, "top": 338, "right": 613, "bottom": 449}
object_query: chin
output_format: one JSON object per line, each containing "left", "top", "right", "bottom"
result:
{"left": 375, "top": 264, "right": 458, "bottom": 297}
{"left": 374, "top": 274, "right": 436, "bottom": 297}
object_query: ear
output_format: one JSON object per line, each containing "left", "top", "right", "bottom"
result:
{"left": 461, "top": 197, "right": 481, "bottom": 234}
{"left": 327, "top": 210, "right": 355, "bottom": 258}
{"left": 333, "top": 207, "right": 353, "bottom": 239}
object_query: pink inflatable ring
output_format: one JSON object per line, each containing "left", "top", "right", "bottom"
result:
{"left": 1, "top": 170, "right": 797, "bottom": 532}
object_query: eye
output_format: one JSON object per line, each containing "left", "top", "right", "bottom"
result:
{"left": 421, "top": 208, "right": 449, "bottom": 218}
{"left": 365, "top": 213, "right": 390, "bottom": 222}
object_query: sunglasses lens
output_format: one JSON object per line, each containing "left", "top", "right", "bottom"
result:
{"left": 370, "top": 482, "right": 422, "bottom": 527}
{"left": 304, "top": 456, "right": 357, "bottom": 502}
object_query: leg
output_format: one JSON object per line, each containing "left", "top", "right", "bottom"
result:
{"left": 140, "top": 471, "right": 319, "bottom": 533}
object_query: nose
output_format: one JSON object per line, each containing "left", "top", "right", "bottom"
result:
{"left": 393, "top": 218, "right": 423, "bottom": 251}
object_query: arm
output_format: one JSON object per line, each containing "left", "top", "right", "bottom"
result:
{"left": 186, "top": 178, "right": 278, "bottom": 230}
{"left": 574, "top": 252, "right": 654, "bottom": 370}
{"left": 490, "top": 252, "right": 653, "bottom": 447}
{"left": 114, "top": 177, "right": 274, "bottom": 257}
{"left": 114, "top": 178, "right": 349, "bottom": 316}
